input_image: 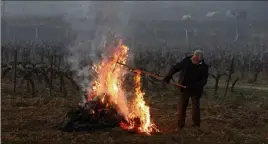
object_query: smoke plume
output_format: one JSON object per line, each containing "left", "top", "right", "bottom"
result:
{"left": 64, "top": 2, "right": 131, "bottom": 103}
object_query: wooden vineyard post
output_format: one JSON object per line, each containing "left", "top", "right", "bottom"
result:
{"left": 13, "top": 49, "right": 17, "bottom": 92}
{"left": 60, "top": 73, "right": 67, "bottom": 97}
{"left": 41, "top": 47, "right": 44, "bottom": 62}
{"left": 1, "top": 47, "right": 4, "bottom": 64}
{"left": 224, "top": 57, "right": 234, "bottom": 97}
{"left": 49, "top": 54, "right": 53, "bottom": 96}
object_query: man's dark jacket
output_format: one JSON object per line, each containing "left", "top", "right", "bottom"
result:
{"left": 165, "top": 56, "right": 209, "bottom": 96}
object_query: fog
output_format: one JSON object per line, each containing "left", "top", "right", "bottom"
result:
{"left": 2, "top": 1, "right": 268, "bottom": 43}
{"left": 2, "top": 1, "right": 268, "bottom": 104}
{"left": 2, "top": 1, "right": 268, "bottom": 20}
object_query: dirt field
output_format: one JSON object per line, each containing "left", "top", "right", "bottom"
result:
{"left": 1, "top": 83, "right": 268, "bottom": 144}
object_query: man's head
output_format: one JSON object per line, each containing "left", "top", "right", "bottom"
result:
{"left": 191, "top": 50, "right": 204, "bottom": 64}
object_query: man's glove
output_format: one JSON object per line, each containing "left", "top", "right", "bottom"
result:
{"left": 163, "top": 76, "right": 171, "bottom": 84}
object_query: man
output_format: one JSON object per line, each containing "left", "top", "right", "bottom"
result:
{"left": 163, "top": 50, "right": 208, "bottom": 129}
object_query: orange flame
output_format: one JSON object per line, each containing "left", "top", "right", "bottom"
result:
{"left": 87, "top": 39, "right": 129, "bottom": 118}
{"left": 87, "top": 39, "right": 159, "bottom": 135}
{"left": 120, "top": 71, "right": 159, "bottom": 135}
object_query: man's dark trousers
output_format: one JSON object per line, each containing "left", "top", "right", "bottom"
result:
{"left": 178, "top": 90, "right": 201, "bottom": 128}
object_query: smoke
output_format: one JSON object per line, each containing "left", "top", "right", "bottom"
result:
{"left": 64, "top": 2, "right": 132, "bottom": 103}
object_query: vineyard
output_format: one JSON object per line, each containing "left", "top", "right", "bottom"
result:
{"left": 2, "top": 21, "right": 268, "bottom": 144}
{"left": 2, "top": 38, "right": 268, "bottom": 96}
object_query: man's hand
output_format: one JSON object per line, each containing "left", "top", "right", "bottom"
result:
{"left": 163, "top": 76, "right": 171, "bottom": 84}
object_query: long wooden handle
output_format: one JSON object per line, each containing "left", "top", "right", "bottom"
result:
{"left": 117, "top": 62, "right": 186, "bottom": 89}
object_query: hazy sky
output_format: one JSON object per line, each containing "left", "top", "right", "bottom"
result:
{"left": 2, "top": 1, "right": 268, "bottom": 20}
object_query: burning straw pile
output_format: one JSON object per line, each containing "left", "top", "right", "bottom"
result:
{"left": 59, "top": 93, "right": 123, "bottom": 132}
{"left": 59, "top": 39, "right": 159, "bottom": 135}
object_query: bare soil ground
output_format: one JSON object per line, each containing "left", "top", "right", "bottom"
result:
{"left": 1, "top": 81, "right": 268, "bottom": 144}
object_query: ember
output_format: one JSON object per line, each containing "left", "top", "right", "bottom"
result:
{"left": 60, "top": 38, "right": 159, "bottom": 135}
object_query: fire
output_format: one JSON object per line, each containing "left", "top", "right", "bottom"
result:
{"left": 87, "top": 39, "right": 129, "bottom": 117}
{"left": 86, "top": 39, "right": 159, "bottom": 135}
{"left": 120, "top": 71, "right": 159, "bottom": 135}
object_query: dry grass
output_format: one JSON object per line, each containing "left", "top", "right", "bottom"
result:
{"left": 1, "top": 81, "right": 268, "bottom": 144}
